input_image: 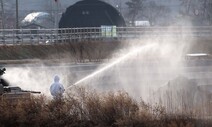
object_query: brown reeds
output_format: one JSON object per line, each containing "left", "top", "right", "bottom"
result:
{"left": 0, "top": 87, "right": 211, "bottom": 127}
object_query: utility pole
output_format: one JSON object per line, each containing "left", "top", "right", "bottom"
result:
{"left": 0, "top": 0, "right": 4, "bottom": 29}
{"left": 54, "top": 0, "right": 59, "bottom": 28}
{"left": 16, "top": 0, "right": 19, "bottom": 29}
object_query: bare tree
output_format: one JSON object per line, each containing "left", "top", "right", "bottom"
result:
{"left": 0, "top": 0, "right": 15, "bottom": 29}
{"left": 178, "top": 0, "right": 211, "bottom": 25}
{"left": 185, "top": 0, "right": 212, "bottom": 25}
{"left": 143, "top": 1, "right": 170, "bottom": 26}
{"left": 204, "top": 2, "right": 212, "bottom": 24}
{"left": 114, "top": 0, "right": 123, "bottom": 13}
{"left": 125, "top": 0, "right": 145, "bottom": 26}
{"left": 179, "top": 0, "right": 192, "bottom": 16}
{"left": 0, "top": 0, "right": 4, "bottom": 29}
{"left": 199, "top": 0, "right": 212, "bottom": 25}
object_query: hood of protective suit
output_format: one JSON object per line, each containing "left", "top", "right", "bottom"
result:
{"left": 54, "top": 76, "right": 60, "bottom": 83}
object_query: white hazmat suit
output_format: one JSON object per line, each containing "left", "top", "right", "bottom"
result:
{"left": 50, "top": 75, "right": 65, "bottom": 99}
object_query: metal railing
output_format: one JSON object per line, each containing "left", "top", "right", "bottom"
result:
{"left": 0, "top": 26, "right": 211, "bottom": 44}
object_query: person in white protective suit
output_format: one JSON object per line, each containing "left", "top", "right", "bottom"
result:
{"left": 50, "top": 75, "right": 65, "bottom": 99}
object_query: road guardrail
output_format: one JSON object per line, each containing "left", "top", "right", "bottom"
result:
{"left": 0, "top": 26, "right": 211, "bottom": 44}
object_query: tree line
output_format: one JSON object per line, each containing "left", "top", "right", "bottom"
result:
{"left": 125, "top": 0, "right": 212, "bottom": 26}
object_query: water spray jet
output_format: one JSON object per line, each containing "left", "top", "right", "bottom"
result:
{"left": 69, "top": 43, "right": 158, "bottom": 88}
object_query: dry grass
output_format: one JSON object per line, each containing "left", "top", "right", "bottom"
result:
{"left": 0, "top": 37, "right": 211, "bottom": 63}
{"left": 0, "top": 41, "right": 121, "bottom": 63}
{"left": 0, "top": 37, "right": 210, "bottom": 66}
{"left": 0, "top": 87, "right": 211, "bottom": 127}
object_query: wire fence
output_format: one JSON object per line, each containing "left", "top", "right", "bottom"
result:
{"left": 0, "top": 26, "right": 211, "bottom": 45}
